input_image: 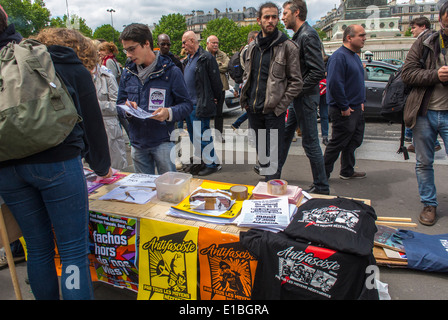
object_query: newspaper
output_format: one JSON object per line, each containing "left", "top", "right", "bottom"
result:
{"left": 235, "top": 196, "right": 294, "bottom": 232}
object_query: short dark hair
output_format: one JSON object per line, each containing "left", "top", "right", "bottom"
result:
{"left": 440, "top": 1, "right": 448, "bottom": 17}
{"left": 283, "top": 0, "right": 307, "bottom": 21}
{"left": 119, "top": 23, "right": 153, "bottom": 50}
{"left": 257, "top": 2, "right": 281, "bottom": 19}
{"left": 0, "top": 8, "right": 7, "bottom": 34}
{"left": 343, "top": 25, "right": 357, "bottom": 42}
{"left": 410, "top": 16, "right": 430, "bottom": 29}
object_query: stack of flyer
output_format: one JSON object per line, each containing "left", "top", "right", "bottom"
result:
{"left": 234, "top": 196, "right": 297, "bottom": 232}
{"left": 251, "top": 182, "right": 303, "bottom": 205}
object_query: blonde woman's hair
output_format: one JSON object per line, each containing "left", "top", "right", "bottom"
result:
{"left": 35, "top": 28, "right": 98, "bottom": 71}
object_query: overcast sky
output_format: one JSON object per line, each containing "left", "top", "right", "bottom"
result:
{"left": 44, "top": 0, "right": 343, "bottom": 31}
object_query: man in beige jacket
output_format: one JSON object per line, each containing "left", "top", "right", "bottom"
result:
{"left": 207, "top": 35, "right": 228, "bottom": 142}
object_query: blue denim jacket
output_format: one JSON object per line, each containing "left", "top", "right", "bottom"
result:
{"left": 117, "top": 54, "right": 193, "bottom": 149}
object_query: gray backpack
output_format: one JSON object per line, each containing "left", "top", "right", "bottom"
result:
{"left": 0, "top": 39, "right": 80, "bottom": 161}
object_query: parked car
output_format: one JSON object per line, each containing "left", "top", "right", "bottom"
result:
{"left": 363, "top": 60, "right": 398, "bottom": 118}
{"left": 379, "top": 58, "right": 404, "bottom": 67}
{"left": 223, "top": 88, "right": 241, "bottom": 113}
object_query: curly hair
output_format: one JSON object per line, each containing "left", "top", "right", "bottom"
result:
{"left": 97, "top": 41, "right": 118, "bottom": 56}
{"left": 35, "top": 28, "right": 98, "bottom": 71}
{"left": 0, "top": 6, "right": 7, "bottom": 34}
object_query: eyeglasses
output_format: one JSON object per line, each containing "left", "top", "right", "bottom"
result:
{"left": 122, "top": 44, "right": 140, "bottom": 54}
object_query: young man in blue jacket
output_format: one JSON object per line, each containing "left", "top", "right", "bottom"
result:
{"left": 117, "top": 24, "right": 193, "bottom": 174}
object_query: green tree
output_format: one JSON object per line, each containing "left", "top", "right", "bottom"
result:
{"left": 2, "top": 0, "right": 50, "bottom": 37}
{"left": 93, "top": 24, "right": 125, "bottom": 64}
{"left": 404, "top": 27, "right": 412, "bottom": 37}
{"left": 49, "top": 14, "right": 92, "bottom": 38}
{"left": 200, "top": 18, "right": 241, "bottom": 56}
{"left": 153, "top": 13, "right": 187, "bottom": 56}
{"left": 314, "top": 27, "right": 328, "bottom": 41}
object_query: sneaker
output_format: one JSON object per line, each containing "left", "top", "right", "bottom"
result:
{"left": 197, "top": 165, "right": 222, "bottom": 176}
{"left": 435, "top": 145, "right": 442, "bottom": 152}
{"left": 304, "top": 185, "right": 330, "bottom": 195}
{"left": 339, "top": 171, "right": 366, "bottom": 180}
{"left": 407, "top": 144, "right": 415, "bottom": 153}
{"left": 404, "top": 136, "right": 412, "bottom": 143}
{"left": 0, "top": 255, "right": 26, "bottom": 270}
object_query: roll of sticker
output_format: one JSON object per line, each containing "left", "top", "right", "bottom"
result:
{"left": 267, "top": 179, "right": 288, "bottom": 195}
{"left": 230, "top": 185, "right": 248, "bottom": 201}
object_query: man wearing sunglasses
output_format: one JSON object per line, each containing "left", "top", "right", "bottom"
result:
{"left": 117, "top": 23, "right": 192, "bottom": 175}
{"left": 157, "top": 34, "right": 183, "bottom": 72}
{"left": 402, "top": 2, "right": 448, "bottom": 226}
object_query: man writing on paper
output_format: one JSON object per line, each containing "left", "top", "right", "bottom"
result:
{"left": 117, "top": 23, "right": 192, "bottom": 174}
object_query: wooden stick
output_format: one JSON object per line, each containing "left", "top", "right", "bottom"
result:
{"left": 0, "top": 207, "right": 23, "bottom": 300}
{"left": 377, "top": 217, "right": 413, "bottom": 222}
{"left": 376, "top": 221, "right": 417, "bottom": 228}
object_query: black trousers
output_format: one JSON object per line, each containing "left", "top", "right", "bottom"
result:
{"left": 248, "top": 111, "right": 286, "bottom": 181}
{"left": 214, "top": 90, "right": 225, "bottom": 138}
{"left": 324, "top": 107, "right": 365, "bottom": 178}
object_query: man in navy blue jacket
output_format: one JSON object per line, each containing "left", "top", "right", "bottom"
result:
{"left": 324, "top": 25, "right": 367, "bottom": 180}
{"left": 117, "top": 24, "right": 193, "bottom": 175}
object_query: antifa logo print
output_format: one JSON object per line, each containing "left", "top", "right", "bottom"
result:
{"left": 141, "top": 230, "right": 196, "bottom": 300}
{"left": 200, "top": 242, "right": 255, "bottom": 300}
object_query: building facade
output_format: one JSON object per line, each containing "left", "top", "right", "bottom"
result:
{"left": 185, "top": 7, "right": 257, "bottom": 39}
{"left": 315, "top": 0, "right": 448, "bottom": 40}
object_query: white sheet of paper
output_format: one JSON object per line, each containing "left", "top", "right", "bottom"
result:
{"left": 115, "top": 173, "right": 159, "bottom": 188}
{"left": 99, "top": 186, "right": 156, "bottom": 204}
{"left": 117, "top": 104, "right": 155, "bottom": 119}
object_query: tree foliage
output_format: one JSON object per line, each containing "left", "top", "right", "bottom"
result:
{"left": 49, "top": 14, "right": 92, "bottom": 38}
{"left": 200, "top": 18, "right": 242, "bottom": 56}
{"left": 2, "top": 0, "right": 50, "bottom": 37}
{"left": 152, "top": 13, "right": 187, "bottom": 56}
{"left": 93, "top": 24, "right": 126, "bottom": 64}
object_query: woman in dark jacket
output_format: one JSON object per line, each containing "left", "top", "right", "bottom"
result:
{"left": 0, "top": 26, "right": 111, "bottom": 300}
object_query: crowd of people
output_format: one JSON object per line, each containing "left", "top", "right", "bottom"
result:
{"left": 0, "top": 0, "right": 447, "bottom": 300}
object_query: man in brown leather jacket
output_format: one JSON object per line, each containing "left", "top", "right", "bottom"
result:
{"left": 240, "top": 1, "right": 303, "bottom": 181}
{"left": 401, "top": 2, "right": 448, "bottom": 226}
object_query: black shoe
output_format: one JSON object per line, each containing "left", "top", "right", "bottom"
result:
{"left": 198, "top": 165, "right": 222, "bottom": 176}
{"left": 304, "top": 185, "right": 330, "bottom": 195}
{"left": 322, "top": 137, "right": 329, "bottom": 146}
{"left": 253, "top": 165, "right": 260, "bottom": 175}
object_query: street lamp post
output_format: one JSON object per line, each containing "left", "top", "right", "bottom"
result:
{"left": 107, "top": 8, "right": 116, "bottom": 43}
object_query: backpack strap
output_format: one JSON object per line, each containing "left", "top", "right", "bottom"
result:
{"left": 397, "top": 120, "right": 409, "bottom": 160}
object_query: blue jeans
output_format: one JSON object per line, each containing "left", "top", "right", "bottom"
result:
{"left": 405, "top": 127, "right": 440, "bottom": 147}
{"left": 280, "top": 92, "right": 329, "bottom": 192}
{"left": 413, "top": 110, "right": 448, "bottom": 207}
{"left": 319, "top": 94, "right": 329, "bottom": 137}
{"left": 232, "top": 111, "right": 248, "bottom": 129}
{"left": 0, "top": 156, "right": 93, "bottom": 300}
{"left": 131, "top": 142, "right": 176, "bottom": 174}
{"left": 185, "top": 105, "right": 218, "bottom": 168}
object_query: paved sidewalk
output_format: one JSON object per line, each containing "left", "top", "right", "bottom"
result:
{"left": 1, "top": 137, "right": 447, "bottom": 300}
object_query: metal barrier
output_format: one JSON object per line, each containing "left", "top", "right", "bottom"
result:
{"left": 360, "top": 49, "right": 409, "bottom": 61}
